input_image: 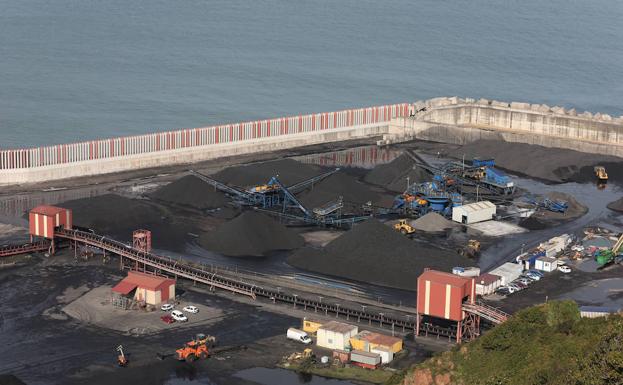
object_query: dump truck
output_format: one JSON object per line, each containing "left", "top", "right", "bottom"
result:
{"left": 176, "top": 334, "right": 215, "bottom": 362}
{"left": 594, "top": 166, "right": 608, "bottom": 181}
{"left": 393, "top": 219, "right": 415, "bottom": 235}
{"left": 457, "top": 240, "right": 481, "bottom": 258}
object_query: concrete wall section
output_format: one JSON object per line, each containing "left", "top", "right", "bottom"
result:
{"left": 1, "top": 121, "right": 390, "bottom": 185}
{"left": 390, "top": 97, "right": 623, "bottom": 157}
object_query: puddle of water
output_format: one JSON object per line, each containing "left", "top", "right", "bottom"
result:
{"left": 294, "top": 145, "right": 401, "bottom": 169}
{"left": 234, "top": 367, "right": 355, "bottom": 385}
{"left": 557, "top": 278, "right": 623, "bottom": 307}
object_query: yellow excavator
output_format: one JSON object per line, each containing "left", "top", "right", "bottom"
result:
{"left": 394, "top": 219, "right": 415, "bottom": 235}
{"left": 457, "top": 240, "right": 481, "bottom": 258}
{"left": 594, "top": 166, "right": 608, "bottom": 182}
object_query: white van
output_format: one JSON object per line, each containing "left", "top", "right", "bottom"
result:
{"left": 287, "top": 328, "right": 312, "bottom": 344}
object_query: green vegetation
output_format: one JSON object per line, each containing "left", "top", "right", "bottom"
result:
{"left": 281, "top": 360, "right": 394, "bottom": 384}
{"left": 407, "top": 301, "right": 623, "bottom": 385}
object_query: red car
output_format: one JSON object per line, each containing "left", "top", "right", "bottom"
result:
{"left": 161, "top": 314, "right": 175, "bottom": 324}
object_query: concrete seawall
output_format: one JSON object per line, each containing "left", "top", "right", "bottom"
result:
{"left": 387, "top": 97, "right": 623, "bottom": 157}
{"left": 2, "top": 97, "right": 622, "bottom": 185}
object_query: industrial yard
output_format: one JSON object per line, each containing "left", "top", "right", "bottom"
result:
{"left": 1, "top": 134, "right": 622, "bottom": 385}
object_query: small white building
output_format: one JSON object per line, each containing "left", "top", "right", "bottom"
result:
{"left": 371, "top": 346, "right": 394, "bottom": 364}
{"left": 535, "top": 256, "right": 557, "bottom": 272}
{"left": 316, "top": 321, "right": 358, "bottom": 350}
{"left": 489, "top": 262, "right": 523, "bottom": 285}
{"left": 452, "top": 201, "right": 496, "bottom": 224}
{"left": 475, "top": 273, "right": 502, "bottom": 295}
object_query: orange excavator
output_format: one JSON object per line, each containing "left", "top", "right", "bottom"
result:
{"left": 176, "top": 334, "right": 216, "bottom": 362}
{"left": 117, "top": 345, "right": 128, "bottom": 367}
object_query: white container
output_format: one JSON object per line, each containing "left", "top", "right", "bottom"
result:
{"left": 320, "top": 356, "right": 330, "bottom": 364}
{"left": 489, "top": 262, "right": 523, "bottom": 285}
{"left": 287, "top": 328, "right": 312, "bottom": 344}
{"left": 452, "top": 266, "right": 481, "bottom": 277}
{"left": 371, "top": 347, "right": 394, "bottom": 364}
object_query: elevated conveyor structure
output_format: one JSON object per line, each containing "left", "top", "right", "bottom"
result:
{"left": 0, "top": 241, "right": 51, "bottom": 257}
{"left": 50, "top": 228, "right": 424, "bottom": 333}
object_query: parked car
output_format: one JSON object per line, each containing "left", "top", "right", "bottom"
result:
{"left": 171, "top": 310, "right": 188, "bottom": 322}
{"left": 513, "top": 281, "right": 529, "bottom": 289}
{"left": 507, "top": 283, "right": 523, "bottom": 291}
{"left": 183, "top": 305, "right": 199, "bottom": 314}
{"left": 524, "top": 273, "right": 541, "bottom": 281}
{"left": 558, "top": 265, "right": 571, "bottom": 273}
{"left": 528, "top": 270, "right": 544, "bottom": 277}
{"left": 161, "top": 303, "right": 174, "bottom": 311}
{"left": 518, "top": 278, "right": 532, "bottom": 285}
{"left": 160, "top": 315, "right": 175, "bottom": 324}
{"left": 521, "top": 273, "right": 538, "bottom": 280}
{"left": 495, "top": 287, "right": 512, "bottom": 296}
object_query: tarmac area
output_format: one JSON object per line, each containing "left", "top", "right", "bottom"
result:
{"left": 0, "top": 251, "right": 304, "bottom": 385}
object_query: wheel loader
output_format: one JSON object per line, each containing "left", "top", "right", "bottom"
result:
{"left": 393, "top": 219, "right": 415, "bottom": 235}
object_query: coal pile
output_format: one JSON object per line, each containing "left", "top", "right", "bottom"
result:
{"left": 198, "top": 211, "right": 304, "bottom": 257}
{"left": 607, "top": 197, "right": 623, "bottom": 213}
{"left": 212, "top": 158, "right": 325, "bottom": 187}
{"left": 288, "top": 219, "right": 471, "bottom": 291}
{"left": 60, "top": 194, "right": 191, "bottom": 250}
{"left": 0, "top": 375, "right": 26, "bottom": 385}
{"left": 364, "top": 154, "right": 430, "bottom": 192}
{"left": 411, "top": 212, "right": 459, "bottom": 233}
{"left": 445, "top": 140, "right": 622, "bottom": 183}
{"left": 297, "top": 172, "right": 394, "bottom": 208}
{"left": 151, "top": 175, "right": 228, "bottom": 209}
{"left": 519, "top": 191, "right": 588, "bottom": 229}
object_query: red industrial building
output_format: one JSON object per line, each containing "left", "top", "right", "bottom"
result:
{"left": 416, "top": 269, "right": 477, "bottom": 343}
{"left": 29, "top": 205, "right": 73, "bottom": 239}
{"left": 112, "top": 271, "right": 176, "bottom": 306}
{"left": 28, "top": 205, "right": 73, "bottom": 254}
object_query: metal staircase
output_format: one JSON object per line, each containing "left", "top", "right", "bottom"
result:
{"left": 462, "top": 301, "right": 509, "bottom": 324}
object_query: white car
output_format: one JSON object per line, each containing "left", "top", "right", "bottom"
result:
{"left": 161, "top": 303, "right": 174, "bottom": 311}
{"left": 558, "top": 265, "right": 571, "bottom": 273}
{"left": 171, "top": 310, "right": 188, "bottom": 322}
{"left": 183, "top": 305, "right": 199, "bottom": 314}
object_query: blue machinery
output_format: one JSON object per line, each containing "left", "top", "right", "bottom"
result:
{"left": 524, "top": 195, "right": 569, "bottom": 213}
{"left": 189, "top": 169, "right": 368, "bottom": 227}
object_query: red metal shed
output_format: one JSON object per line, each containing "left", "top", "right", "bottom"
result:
{"left": 417, "top": 269, "right": 475, "bottom": 321}
{"left": 112, "top": 271, "right": 176, "bottom": 306}
{"left": 28, "top": 205, "right": 73, "bottom": 239}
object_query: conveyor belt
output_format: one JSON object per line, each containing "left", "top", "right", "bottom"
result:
{"left": 0, "top": 241, "right": 50, "bottom": 257}
{"left": 53, "top": 228, "right": 422, "bottom": 331}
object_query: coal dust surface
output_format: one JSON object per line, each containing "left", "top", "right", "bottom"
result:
{"left": 288, "top": 219, "right": 471, "bottom": 291}
{"left": 212, "top": 158, "right": 325, "bottom": 187}
{"left": 198, "top": 211, "right": 304, "bottom": 257}
{"left": 60, "top": 194, "right": 192, "bottom": 250}
{"left": 444, "top": 140, "right": 623, "bottom": 183}
{"left": 151, "top": 175, "right": 228, "bottom": 209}
{"left": 364, "top": 154, "right": 430, "bottom": 193}
{"left": 607, "top": 197, "right": 623, "bottom": 213}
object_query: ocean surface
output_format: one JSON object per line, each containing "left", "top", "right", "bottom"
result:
{"left": 1, "top": 0, "right": 622, "bottom": 149}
